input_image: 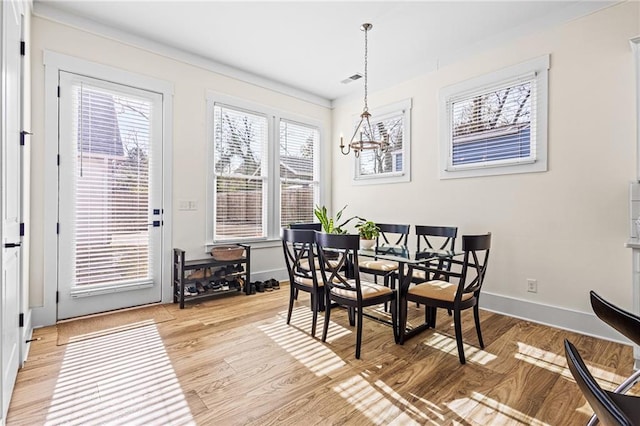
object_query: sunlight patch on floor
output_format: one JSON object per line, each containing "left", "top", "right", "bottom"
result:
{"left": 45, "top": 324, "right": 194, "bottom": 426}
{"left": 515, "top": 342, "right": 627, "bottom": 389}
{"left": 277, "top": 306, "right": 352, "bottom": 342}
{"left": 374, "top": 380, "right": 443, "bottom": 423}
{"left": 447, "top": 391, "right": 551, "bottom": 425}
{"left": 332, "top": 374, "right": 426, "bottom": 425}
{"left": 260, "top": 315, "right": 347, "bottom": 376}
{"left": 421, "top": 332, "right": 497, "bottom": 365}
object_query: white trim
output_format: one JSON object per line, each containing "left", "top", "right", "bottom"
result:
{"left": 34, "top": 51, "right": 174, "bottom": 326}
{"left": 631, "top": 37, "right": 640, "bottom": 182}
{"left": 32, "top": 2, "right": 330, "bottom": 108}
{"left": 439, "top": 55, "right": 550, "bottom": 180}
{"left": 480, "top": 291, "right": 631, "bottom": 346}
{"left": 352, "top": 98, "right": 412, "bottom": 185}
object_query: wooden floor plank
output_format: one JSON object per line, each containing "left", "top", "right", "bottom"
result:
{"left": 7, "top": 285, "right": 637, "bottom": 425}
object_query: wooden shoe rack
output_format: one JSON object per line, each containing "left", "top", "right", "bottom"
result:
{"left": 173, "top": 244, "right": 251, "bottom": 309}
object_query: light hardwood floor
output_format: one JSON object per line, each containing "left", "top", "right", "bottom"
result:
{"left": 7, "top": 285, "right": 637, "bottom": 425}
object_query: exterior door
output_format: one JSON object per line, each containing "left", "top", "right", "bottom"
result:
{"left": 57, "top": 72, "right": 163, "bottom": 319}
{"left": 1, "top": 0, "right": 22, "bottom": 419}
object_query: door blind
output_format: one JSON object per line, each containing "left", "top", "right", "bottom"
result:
{"left": 71, "top": 83, "right": 154, "bottom": 287}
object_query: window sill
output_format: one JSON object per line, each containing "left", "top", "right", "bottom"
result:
{"left": 204, "top": 238, "right": 281, "bottom": 254}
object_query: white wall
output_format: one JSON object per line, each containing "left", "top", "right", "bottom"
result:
{"left": 333, "top": 2, "right": 639, "bottom": 326}
{"left": 29, "top": 17, "right": 332, "bottom": 318}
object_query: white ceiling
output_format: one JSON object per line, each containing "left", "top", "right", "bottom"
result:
{"left": 35, "top": 1, "right": 616, "bottom": 103}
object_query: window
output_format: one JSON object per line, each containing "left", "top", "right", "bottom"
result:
{"left": 354, "top": 99, "right": 411, "bottom": 184}
{"left": 212, "top": 104, "right": 268, "bottom": 241}
{"left": 280, "top": 120, "right": 319, "bottom": 227}
{"left": 207, "top": 93, "right": 321, "bottom": 243}
{"left": 440, "top": 55, "right": 549, "bottom": 179}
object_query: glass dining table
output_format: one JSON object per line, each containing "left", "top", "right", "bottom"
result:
{"left": 356, "top": 244, "right": 462, "bottom": 342}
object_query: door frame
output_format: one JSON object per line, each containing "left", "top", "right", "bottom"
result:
{"left": 33, "top": 51, "right": 174, "bottom": 326}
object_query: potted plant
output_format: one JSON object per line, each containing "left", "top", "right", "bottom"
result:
{"left": 314, "top": 205, "right": 356, "bottom": 234}
{"left": 356, "top": 220, "right": 379, "bottom": 250}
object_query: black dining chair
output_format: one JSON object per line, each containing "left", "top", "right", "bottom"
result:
{"left": 289, "top": 222, "right": 322, "bottom": 231}
{"left": 564, "top": 339, "right": 640, "bottom": 426}
{"left": 587, "top": 291, "right": 640, "bottom": 426}
{"left": 315, "top": 232, "right": 397, "bottom": 359}
{"left": 281, "top": 228, "right": 324, "bottom": 337}
{"left": 399, "top": 233, "right": 491, "bottom": 364}
{"left": 358, "top": 223, "right": 410, "bottom": 311}
{"left": 411, "top": 225, "right": 458, "bottom": 283}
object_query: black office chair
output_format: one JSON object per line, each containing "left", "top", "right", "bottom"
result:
{"left": 281, "top": 228, "right": 324, "bottom": 337}
{"left": 587, "top": 291, "right": 640, "bottom": 425}
{"left": 399, "top": 233, "right": 491, "bottom": 364}
{"left": 564, "top": 339, "right": 640, "bottom": 426}
{"left": 315, "top": 232, "right": 397, "bottom": 359}
{"left": 358, "top": 223, "right": 410, "bottom": 311}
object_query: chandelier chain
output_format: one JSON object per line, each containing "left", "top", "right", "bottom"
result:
{"left": 363, "top": 26, "right": 368, "bottom": 112}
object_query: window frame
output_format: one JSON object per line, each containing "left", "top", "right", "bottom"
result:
{"left": 352, "top": 98, "right": 412, "bottom": 185}
{"left": 439, "top": 55, "right": 549, "bottom": 179}
{"left": 206, "top": 91, "right": 323, "bottom": 245}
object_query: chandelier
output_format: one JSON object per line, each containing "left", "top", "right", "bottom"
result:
{"left": 340, "top": 23, "right": 389, "bottom": 157}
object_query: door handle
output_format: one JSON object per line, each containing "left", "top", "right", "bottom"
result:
{"left": 4, "top": 242, "right": 21, "bottom": 248}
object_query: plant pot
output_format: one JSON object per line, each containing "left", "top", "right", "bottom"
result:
{"left": 360, "top": 239, "right": 376, "bottom": 250}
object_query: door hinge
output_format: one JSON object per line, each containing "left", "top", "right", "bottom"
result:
{"left": 57, "top": 86, "right": 60, "bottom": 98}
{"left": 56, "top": 223, "right": 60, "bottom": 234}
{"left": 20, "top": 223, "right": 24, "bottom": 237}
{"left": 19, "top": 313, "right": 24, "bottom": 328}
{"left": 20, "top": 131, "right": 32, "bottom": 146}
{"left": 20, "top": 41, "right": 25, "bottom": 56}
{"left": 56, "top": 291, "right": 59, "bottom": 304}
{"left": 57, "top": 155, "right": 60, "bottom": 166}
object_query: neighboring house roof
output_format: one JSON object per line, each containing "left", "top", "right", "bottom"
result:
{"left": 280, "top": 155, "right": 313, "bottom": 179}
{"left": 78, "top": 90, "right": 124, "bottom": 157}
{"left": 452, "top": 123, "right": 531, "bottom": 165}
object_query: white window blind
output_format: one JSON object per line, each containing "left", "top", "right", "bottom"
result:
{"left": 72, "top": 83, "right": 153, "bottom": 287}
{"left": 447, "top": 73, "right": 536, "bottom": 170}
{"left": 213, "top": 104, "right": 268, "bottom": 240}
{"left": 279, "top": 120, "right": 319, "bottom": 226}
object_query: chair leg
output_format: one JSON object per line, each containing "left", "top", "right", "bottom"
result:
{"left": 348, "top": 307, "right": 356, "bottom": 326}
{"left": 399, "top": 297, "right": 407, "bottom": 345}
{"left": 294, "top": 288, "right": 299, "bottom": 300}
{"left": 473, "top": 305, "right": 484, "bottom": 348}
{"left": 426, "top": 307, "right": 437, "bottom": 328}
{"left": 454, "top": 309, "right": 465, "bottom": 364}
{"left": 390, "top": 297, "right": 398, "bottom": 344}
{"left": 311, "top": 296, "right": 318, "bottom": 338}
{"left": 355, "top": 307, "right": 363, "bottom": 359}
{"left": 383, "top": 275, "right": 389, "bottom": 312}
{"left": 322, "top": 294, "right": 331, "bottom": 342}
{"left": 287, "top": 285, "right": 295, "bottom": 325}
{"left": 318, "top": 288, "right": 326, "bottom": 312}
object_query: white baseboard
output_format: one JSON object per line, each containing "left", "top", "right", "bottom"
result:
{"left": 250, "top": 268, "right": 288, "bottom": 284}
{"left": 480, "top": 291, "right": 631, "bottom": 347}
